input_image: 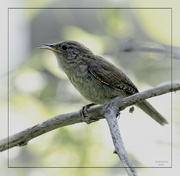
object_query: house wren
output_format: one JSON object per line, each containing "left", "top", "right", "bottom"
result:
{"left": 38, "top": 40, "right": 168, "bottom": 125}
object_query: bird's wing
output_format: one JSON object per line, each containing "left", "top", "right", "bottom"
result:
{"left": 88, "top": 56, "right": 138, "bottom": 94}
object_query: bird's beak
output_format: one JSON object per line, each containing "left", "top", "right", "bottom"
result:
{"left": 38, "top": 44, "right": 61, "bottom": 53}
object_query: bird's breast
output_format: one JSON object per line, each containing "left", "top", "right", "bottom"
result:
{"left": 65, "top": 64, "right": 127, "bottom": 104}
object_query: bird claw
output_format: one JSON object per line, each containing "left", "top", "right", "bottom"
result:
{"left": 80, "top": 103, "right": 96, "bottom": 123}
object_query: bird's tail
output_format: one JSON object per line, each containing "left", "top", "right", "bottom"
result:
{"left": 136, "top": 100, "right": 168, "bottom": 126}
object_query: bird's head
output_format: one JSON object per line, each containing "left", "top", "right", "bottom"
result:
{"left": 38, "top": 40, "right": 93, "bottom": 61}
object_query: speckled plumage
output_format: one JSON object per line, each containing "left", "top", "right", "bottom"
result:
{"left": 38, "top": 40, "right": 168, "bottom": 125}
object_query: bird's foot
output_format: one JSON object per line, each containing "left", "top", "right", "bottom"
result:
{"left": 80, "top": 103, "right": 96, "bottom": 123}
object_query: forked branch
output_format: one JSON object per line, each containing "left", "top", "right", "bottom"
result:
{"left": 0, "top": 82, "right": 179, "bottom": 174}
{"left": 0, "top": 82, "right": 179, "bottom": 152}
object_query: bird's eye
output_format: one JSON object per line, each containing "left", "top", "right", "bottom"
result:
{"left": 62, "top": 45, "right": 68, "bottom": 50}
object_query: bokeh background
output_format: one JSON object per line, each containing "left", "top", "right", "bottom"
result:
{"left": 1, "top": 0, "right": 180, "bottom": 176}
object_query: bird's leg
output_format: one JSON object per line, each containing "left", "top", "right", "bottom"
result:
{"left": 80, "top": 103, "right": 96, "bottom": 122}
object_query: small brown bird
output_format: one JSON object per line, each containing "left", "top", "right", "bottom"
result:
{"left": 38, "top": 40, "right": 168, "bottom": 125}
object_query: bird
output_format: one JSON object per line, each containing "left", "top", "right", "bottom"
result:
{"left": 38, "top": 40, "right": 168, "bottom": 126}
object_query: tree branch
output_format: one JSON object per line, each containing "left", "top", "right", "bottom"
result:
{"left": 103, "top": 103, "right": 138, "bottom": 176}
{"left": 0, "top": 81, "right": 179, "bottom": 153}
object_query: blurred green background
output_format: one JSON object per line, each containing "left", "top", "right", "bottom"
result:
{"left": 1, "top": 0, "right": 180, "bottom": 176}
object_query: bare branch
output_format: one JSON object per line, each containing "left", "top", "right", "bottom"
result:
{"left": 0, "top": 81, "right": 179, "bottom": 152}
{"left": 103, "top": 103, "right": 138, "bottom": 176}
